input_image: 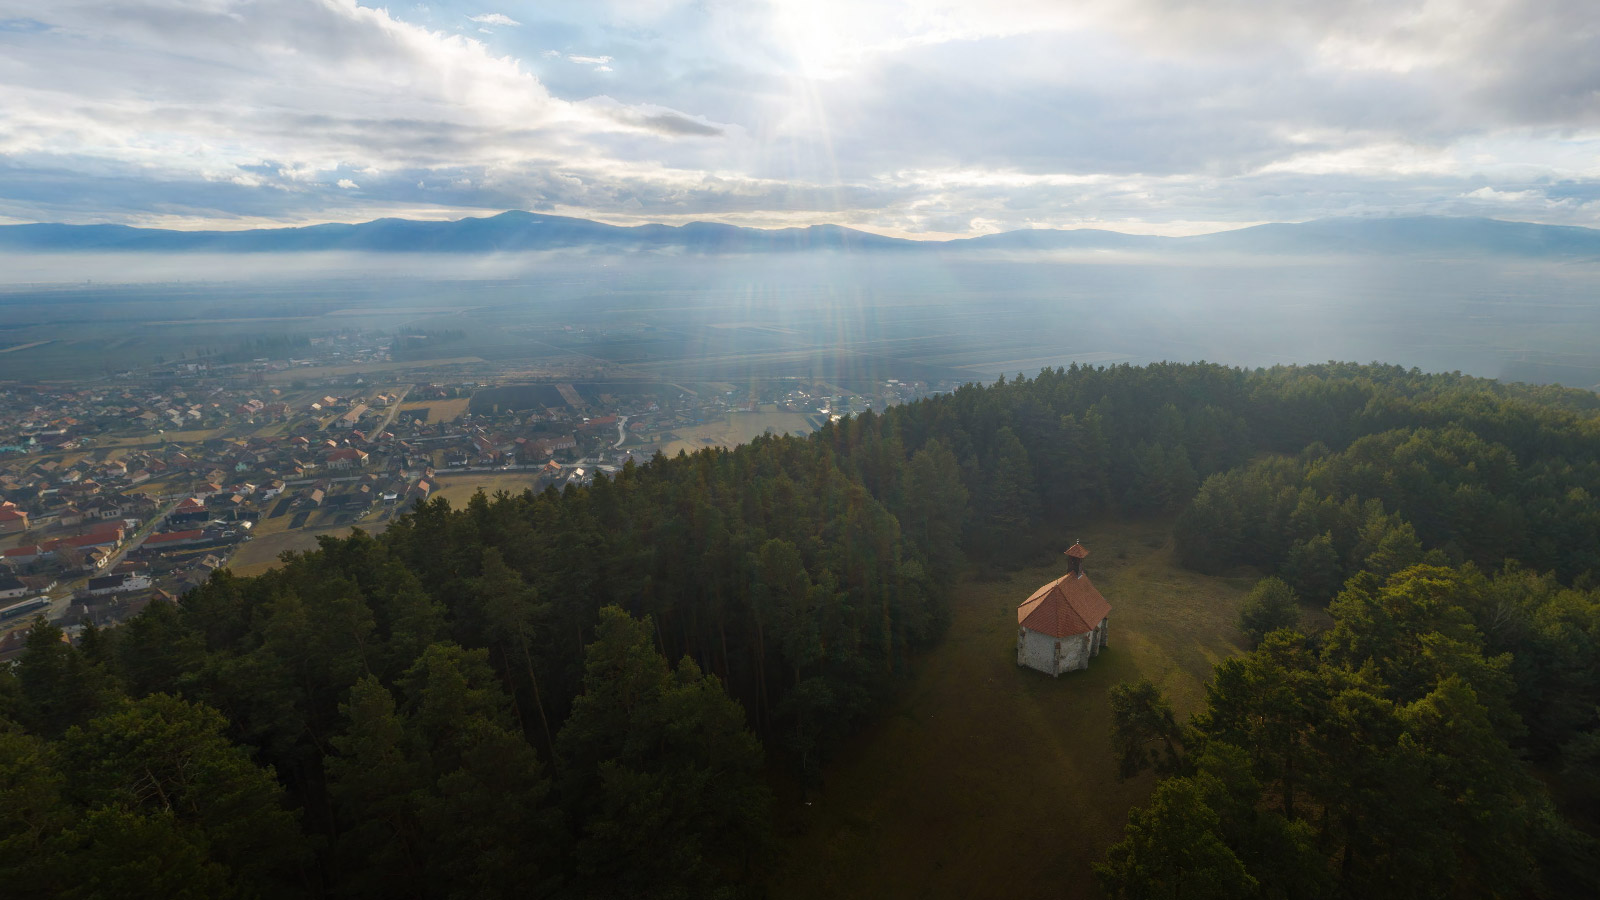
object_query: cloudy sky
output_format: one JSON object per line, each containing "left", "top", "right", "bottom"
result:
{"left": 0, "top": 0, "right": 1597, "bottom": 236}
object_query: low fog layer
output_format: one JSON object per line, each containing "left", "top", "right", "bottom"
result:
{"left": 2, "top": 250, "right": 1597, "bottom": 389}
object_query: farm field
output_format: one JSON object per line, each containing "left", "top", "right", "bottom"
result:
{"left": 228, "top": 477, "right": 544, "bottom": 576}
{"left": 655, "top": 409, "right": 816, "bottom": 457}
{"left": 427, "top": 472, "right": 548, "bottom": 506}
{"left": 399, "top": 397, "right": 471, "bottom": 422}
{"left": 770, "top": 518, "right": 1256, "bottom": 900}
{"left": 94, "top": 428, "right": 224, "bottom": 448}
{"left": 228, "top": 518, "right": 392, "bottom": 576}
{"left": 262, "top": 356, "right": 485, "bottom": 382}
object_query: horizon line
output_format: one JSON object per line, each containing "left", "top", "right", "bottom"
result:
{"left": 2, "top": 210, "right": 1587, "bottom": 242}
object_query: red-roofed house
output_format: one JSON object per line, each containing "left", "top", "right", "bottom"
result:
{"left": 44, "top": 526, "right": 125, "bottom": 553}
{"left": 1016, "top": 542, "right": 1111, "bottom": 676}
{"left": 143, "top": 529, "right": 207, "bottom": 549}
{"left": 0, "top": 507, "right": 28, "bottom": 535}
{"left": 326, "top": 447, "right": 369, "bottom": 470}
{"left": 3, "top": 546, "right": 45, "bottom": 564}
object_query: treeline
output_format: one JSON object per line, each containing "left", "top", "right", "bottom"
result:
{"left": 1175, "top": 422, "right": 1600, "bottom": 593}
{"left": 206, "top": 334, "right": 313, "bottom": 364}
{"left": 825, "top": 362, "right": 1259, "bottom": 561}
{"left": 9, "top": 360, "right": 1600, "bottom": 896}
{"left": 1085, "top": 364, "right": 1600, "bottom": 897}
{"left": 840, "top": 361, "right": 1600, "bottom": 569}
{"left": 1155, "top": 366, "right": 1600, "bottom": 772}
{"left": 1, "top": 607, "right": 767, "bottom": 899}
{"left": 0, "top": 431, "right": 962, "bottom": 897}
{"left": 1101, "top": 564, "right": 1600, "bottom": 897}
{"left": 392, "top": 329, "right": 467, "bottom": 360}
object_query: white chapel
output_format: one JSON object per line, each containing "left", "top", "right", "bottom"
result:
{"left": 1016, "top": 542, "right": 1111, "bottom": 676}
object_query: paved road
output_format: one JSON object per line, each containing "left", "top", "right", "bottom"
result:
{"left": 613, "top": 415, "right": 630, "bottom": 449}
{"left": 373, "top": 384, "right": 413, "bottom": 434}
{"left": 283, "top": 463, "right": 550, "bottom": 489}
{"left": 100, "top": 498, "right": 181, "bottom": 572}
{"left": 44, "top": 497, "right": 180, "bottom": 623}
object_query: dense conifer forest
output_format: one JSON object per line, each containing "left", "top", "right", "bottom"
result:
{"left": 5, "top": 361, "right": 1600, "bottom": 897}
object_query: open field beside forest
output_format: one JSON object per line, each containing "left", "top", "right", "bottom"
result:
{"left": 427, "top": 473, "right": 547, "bottom": 506}
{"left": 654, "top": 409, "right": 816, "bottom": 456}
{"left": 227, "top": 527, "right": 353, "bottom": 577}
{"left": 771, "top": 518, "right": 1257, "bottom": 900}
{"left": 227, "top": 477, "right": 546, "bottom": 576}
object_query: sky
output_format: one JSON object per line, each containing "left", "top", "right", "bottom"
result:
{"left": 0, "top": 0, "right": 1597, "bottom": 237}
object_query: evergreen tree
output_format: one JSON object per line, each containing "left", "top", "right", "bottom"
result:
{"left": 981, "top": 426, "right": 1037, "bottom": 551}
{"left": 559, "top": 607, "right": 770, "bottom": 899}
{"left": 1237, "top": 577, "right": 1301, "bottom": 648}
{"left": 57, "top": 694, "right": 309, "bottom": 896}
{"left": 15, "top": 619, "right": 117, "bottom": 739}
{"left": 901, "top": 438, "right": 969, "bottom": 583}
{"left": 1109, "top": 680, "right": 1183, "bottom": 780}
{"left": 1095, "top": 776, "right": 1258, "bottom": 900}
{"left": 1282, "top": 533, "right": 1342, "bottom": 603}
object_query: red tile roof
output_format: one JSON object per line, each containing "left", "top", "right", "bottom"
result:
{"left": 44, "top": 530, "right": 123, "bottom": 551}
{"left": 1018, "top": 571, "right": 1110, "bottom": 638}
{"left": 1065, "top": 542, "right": 1089, "bottom": 559}
{"left": 144, "top": 529, "right": 204, "bottom": 546}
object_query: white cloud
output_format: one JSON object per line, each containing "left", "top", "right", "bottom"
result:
{"left": 468, "top": 12, "right": 519, "bottom": 27}
{"left": 0, "top": 2, "right": 720, "bottom": 181}
{"left": 1256, "top": 144, "right": 1459, "bottom": 177}
{"left": 0, "top": 0, "right": 1598, "bottom": 233}
{"left": 559, "top": 54, "right": 614, "bottom": 72}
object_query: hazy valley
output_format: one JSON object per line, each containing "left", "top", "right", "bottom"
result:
{"left": 6, "top": 215, "right": 1600, "bottom": 390}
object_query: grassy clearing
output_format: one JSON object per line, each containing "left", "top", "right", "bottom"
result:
{"left": 428, "top": 473, "right": 547, "bottom": 507}
{"left": 226, "top": 478, "right": 542, "bottom": 577}
{"left": 229, "top": 513, "right": 399, "bottom": 576}
{"left": 770, "top": 518, "right": 1257, "bottom": 900}
{"left": 399, "top": 397, "right": 471, "bottom": 422}
{"left": 94, "top": 428, "right": 221, "bottom": 448}
{"left": 228, "top": 528, "right": 346, "bottom": 577}
{"left": 251, "top": 422, "right": 289, "bottom": 439}
{"left": 655, "top": 408, "right": 815, "bottom": 456}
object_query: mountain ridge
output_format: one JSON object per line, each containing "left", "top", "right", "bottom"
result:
{"left": 3, "top": 211, "right": 1599, "bottom": 258}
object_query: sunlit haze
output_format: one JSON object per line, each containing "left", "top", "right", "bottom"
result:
{"left": 2, "top": 0, "right": 1598, "bottom": 235}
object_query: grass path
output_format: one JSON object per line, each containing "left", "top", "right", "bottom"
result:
{"left": 770, "top": 518, "right": 1257, "bottom": 900}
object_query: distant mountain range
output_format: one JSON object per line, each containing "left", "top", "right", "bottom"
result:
{"left": 2, "top": 211, "right": 1599, "bottom": 258}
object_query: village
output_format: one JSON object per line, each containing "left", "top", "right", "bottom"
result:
{"left": 0, "top": 328, "right": 946, "bottom": 659}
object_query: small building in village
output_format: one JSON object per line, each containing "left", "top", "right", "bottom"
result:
{"left": 1017, "top": 542, "right": 1111, "bottom": 676}
{"left": 0, "top": 506, "right": 28, "bottom": 535}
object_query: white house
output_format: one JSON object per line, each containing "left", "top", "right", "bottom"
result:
{"left": 1017, "top": 542, "right": 1111, "bottom": 676}
{"left": 86, "top": 573, "right": 152, "bottom": 597}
